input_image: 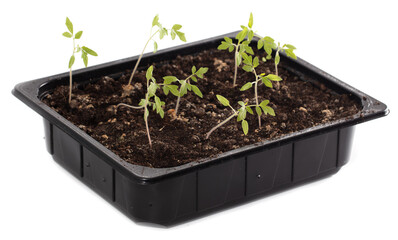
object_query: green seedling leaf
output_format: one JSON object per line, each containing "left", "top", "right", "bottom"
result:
{"left": 82, "top": 46, "right": 98, "bottom": 56}
{"left": 260, "top": 100, "right": 270, "bottom": 108}
{"left": 285, "top": 44, "right": 296, "bottom": 50}
{"left": 216, "top": 95, "right": 230, "bottom": 107}
{"left": 196, "top": 67, "right": 208, "bottom": 78}
{"left": 148, "top": 82, "right": 157, "bottom": 96}
{"left": 68, "top": 55, "right": 75, "bottom": 68}
{"left": 176, "top": 31, "right": 186, "bottom": 42}
{"left": 266, "top": 74, "right": 282, "bottom": 81}
{"left": 240, "top": 82, "right": 253, "bottom": 91}
{"left": 237, "top": 108, "right": 246, "bottom": 122}
{"left": 191, "top": 85, "right": 203, "bottom": 98}
{"left": 191, "top": 76, "right": 198, "bottom": 82}
{"left": 191, "top": 66, "right": 196, "bottom": 74}
{"left": 75, "top": 31, "right": 83, "bottom": 39}
{"left": 63, "top": 32, "right": 72, "bottom": 38}
{"left": 261, "top": 77, "right": 273, "bottom": 88}
{"left": 172, "top": 24, "right": 182, "bottom": 30}
{"left": 153, "top": 41, "right": 158, "bottom": 53}
{"left": 242, "top": 120, "right": 249, "bottom": 135}
{"left": 163, "top": 76, "right": 178, "bottom": 84}
{"left": 248, "top": 12, "right": 253, "bottom": 28}
{"left": 218, "top": 41, "right": 230, "bottom": 50}
{"left": 262, "top": 106, "right": 275, "bottom": 116}
{"left": 255, "top": 106, "right": 262, "bottom": 116}
{"left": 285, "top": 48, "right": 297, "bottom": 59}
{"left": 224, "top": 37, "right": 233, "bottom": 43}
{"left": 66, "top": 17, "right": 73, "bottom": 34}
{"left": 242, "top": 65, "right": 253, "bottom": 72}
{"left": 146, "top": 66, "right": 154, "bottom": 80}
{"left": 180, "top": 81, "right": 188, "bottom": 96}
{"left": 253, "top": 56, "right": 259, "bottom": 68}
{"left": 168, "top": 85, "right": 180, "bottom": 96}
{"left": 82, "top": 52, "right": 88, "bottom": 67}
{"left": 275, "top": 53, "right": 280, "bottom": 65}
{"left": 246, "top": 106, "right": 254, "bottom": 114}
{"left": 152, "top": 14, "right": 159, "bottom": 27}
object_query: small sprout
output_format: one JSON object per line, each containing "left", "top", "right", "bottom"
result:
{"left": 206, "top": 95, "right": 265, "bottom": 139}
{"left": 273, "top": 42, "right": 297, "bottom": 76}
{"left": 62, "top": 17, "right": 98, "bottom": 105}
{"left": 127, "top": 15, "right": 186, "bottom": 87}
{"left": 217, "top": 12, "right": 255, "bottom": 87}
{"left": 117, "top": 66, "right": 165, "bottom": 148}
{"left": 162, "top": 66, "right": 208, "bottom": 117}
{"left": 239, "top": 54, "right": 281, "bottom": 127}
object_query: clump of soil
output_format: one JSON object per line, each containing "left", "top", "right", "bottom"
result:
{"left": 43, "top": 49, "right": 361, "bottom": 168}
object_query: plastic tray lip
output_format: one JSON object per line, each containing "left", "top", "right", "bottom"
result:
{"left": 12, "top": 31, "right": 388, "bottom": 182}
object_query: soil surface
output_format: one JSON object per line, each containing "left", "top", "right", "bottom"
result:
{"left": 43, "top": 49, "right": 361, "bottom": 168}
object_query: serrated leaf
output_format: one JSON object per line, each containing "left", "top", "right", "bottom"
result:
{"left": 82, "top": 46, "right": 98, "bottom": 56}
{"left": 248, "top": 12, "right": 253, "bottom": 28}
{"left": 191, "top": 66, "right": 196, "bottom": 74}
{"left": 244, "top": 45, "right": 254, "bottom": 55}
{"left": 260, "top": 100, "right": 270, "bottom": 108}
{"left": 75, "top": 31, "right": 83, "bottom": 39}
{"left": 257, "top": 39, "right": 264, "bottom": 49}
{"left": 238, "top": 101, "right": 245, "bottom": 107}
{"left": 146, "top": 65, "right": 153, "bottom": 81}
{"left": 172, "top": 24, "right": 182, "bottom": 30}
{"left": 267, "top": 74, "right": 282, "bottom": 81}
{"left": 170, "top": 30, "right": 176, "bottom": 40}
{"left": 216, "top": 95, "right": 230, "bottom": 107}
{"left": 168, "top": 85, "right": 180, "bottom": 96}
{"left": 148, "top": 82, "right": 157, "bottom": 96}
{"left": 176, "top": 31, "right": 186, "bottom": 42}
{"left": 263, "top": 106, "right": 275, "bottom": 116}
{"left": 285, "top": 48, "right": 297, "bottom": 59}
{"left": 242, "top": 54, "right": 252, "bottom": 65}
{"left": 246, "top": 106, "right": 253, "bottom": 114}
{"left": 255, "top": 106, "right": 262, "bottom": 116}
{"left": 138, "top": 99, "right": 146, "bottom": 106}
{"left": 218, "top": 41, "right": 230, "bottom": 50}
{"left": 264, "top": 36, "right": 274, "bottom": 42}
{"left": 236, "top": 28, "right": 247, "bottom": 42}
{"left": 237, "top": 108, "right": 246, "bottom": 122}
{"left": 159, "top": 108, "right": 164, "bottom": 118}
{"left": 224, "top": 37, "right": 232, "bottom": 43}
{"left": 82, "top": 52, "right": 88, "bottom": 67}
{"left": 242, "top": 65, "right": 253, "bottom": 72}
{"left": 242, "top": 120, "right": 249, "bottom": 135}
{"left": 285, "top": 44, "right": 296, "bottom": 50}
{"left": 163, "top": 76, "right": 178, "bottom": 84}
{"left": 196, "top": 67, "right": 208, "bottom": 78}
{"left": 191, "top": 76, "right": 198, "bottom": 82}
{"left": 228, "top": 45, "right": 234, "bottom": 52}
{"left": 240, "top": 82, "right": 252, "bottom": 91}
{"left": 65, "top": 17, "right": 73, "bottom": 34}
{"left": 68, "top": 55, "right": 75, "bottom": 68}
{"left": 152, "top": 14, "right": 159, "bottom": 27}
{"left": 191, "top": 85, "right": 203, "bottom": 98}
{"left": 162, "top": 85, "right": 170, "bottom": 95}
{"left": 153, "top": 41, "right": 158, "bottom": 53}
{"left": 261, "top": 77, "right": 273, "bottom": 88}
{"left": 186, "top": 83, "right": 192, "bottom": 91}
{"left": 62, "top": 32, "right": 72, "bottom": 38}
{"left": 155, "top": 96, "right": 161, "bottom": 113}
{"left": 253, "top": 56, "right": 259, "bottom": 68}
{"left": 248, "top": 30, "right": 254, "bottom": 42}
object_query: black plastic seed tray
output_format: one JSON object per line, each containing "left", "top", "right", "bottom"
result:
{"left": 12, "top": 32, "right": 388, "bottom": 226}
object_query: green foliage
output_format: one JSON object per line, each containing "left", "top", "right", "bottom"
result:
{"left": 217, "top": 12, "right": 256, "bottom": 86}
{"left": 139, "top": 65, "right": 165, "bottom": 119}
{"left": 62, "top": 17, "right": 97, "bottom": 69}
{"left": 150, "top": 14, "right": 186, "bottom": 54}
{"left": 163, "top": 66, "right": 208, "bottom": 116}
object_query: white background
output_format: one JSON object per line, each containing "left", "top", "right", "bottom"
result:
{"left": 1, "top": 0, "right": 397, "bottom": 239}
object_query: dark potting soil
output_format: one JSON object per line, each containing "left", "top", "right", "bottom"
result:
{"left": 43, "top": 49, "right": 361, "bottom": 168}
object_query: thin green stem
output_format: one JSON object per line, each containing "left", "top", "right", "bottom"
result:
{"left": 206, "top": 112, "right": 238, "bottom": 139}
{"left": 174, "top": 75, "right": 193, "bottom": 116}
{"left": 253, "top": 70, "right": 261, "bottom": 128}
{"left": 68, "top": 38, "right": 76, "bottom": 105}
{"left": 233, "top": 43, "right": 240, "bottom": 87}
{"left": 116, "top": 103, "right": 144, "bottom": 110}
{"left": 127, "top": 29, "right": 160, "bottom": 86}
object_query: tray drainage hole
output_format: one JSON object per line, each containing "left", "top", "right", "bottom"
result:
{"left": 257, "top": 174, "right": 261, "bottom": 179}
